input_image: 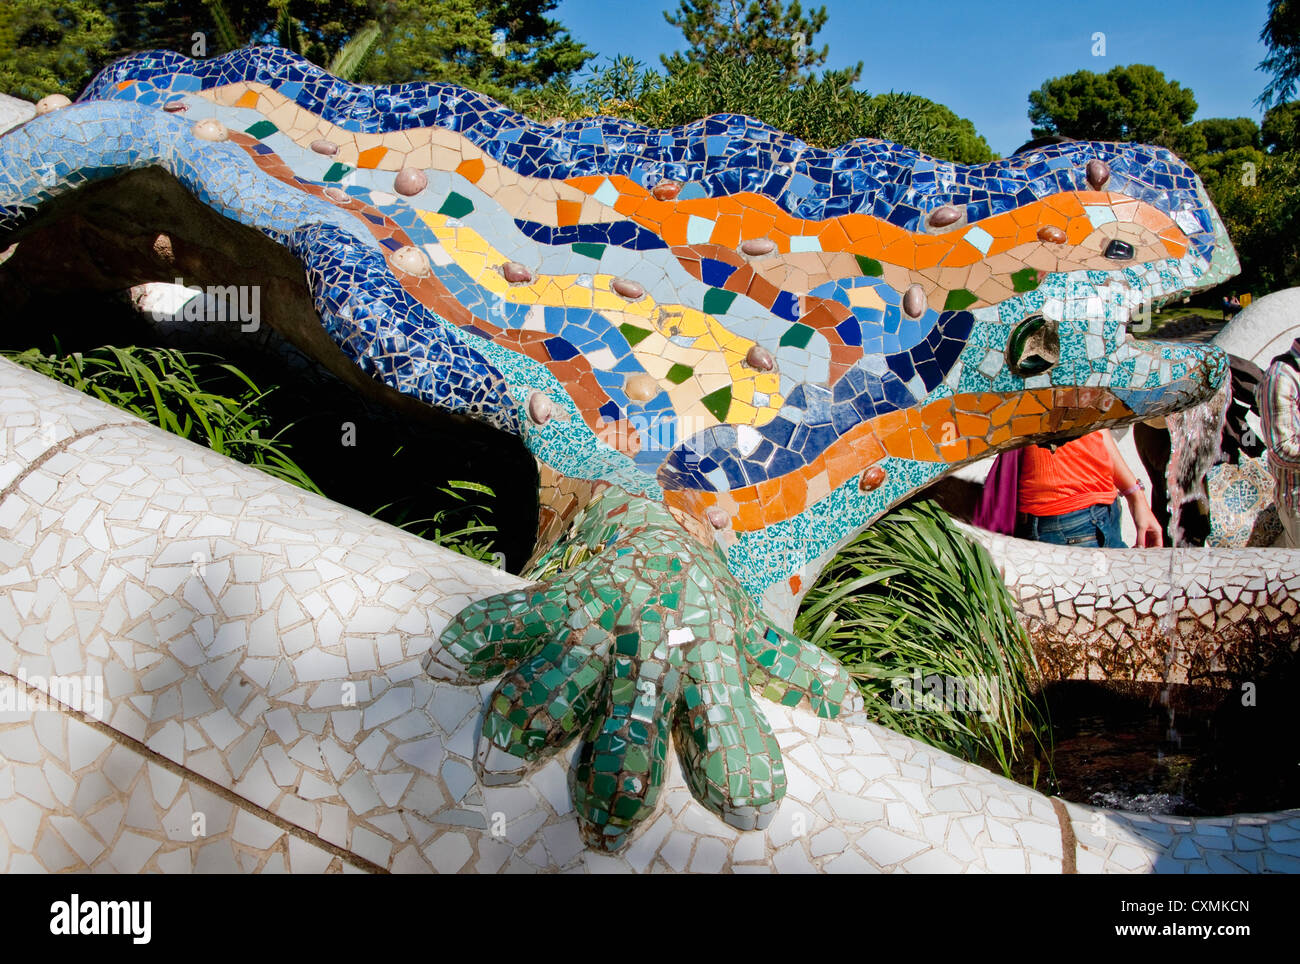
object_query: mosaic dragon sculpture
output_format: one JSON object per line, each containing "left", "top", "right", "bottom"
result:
{"left": 0, "top": 47, "right": 1236, "bottom": 850}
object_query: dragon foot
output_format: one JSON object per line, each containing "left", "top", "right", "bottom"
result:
{"left": 426, "top": 488, "right": 860, "bottom": 850}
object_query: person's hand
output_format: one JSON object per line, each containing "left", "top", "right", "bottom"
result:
{"left": 1129, "top": 495, "right": 1164, "bottom": 547}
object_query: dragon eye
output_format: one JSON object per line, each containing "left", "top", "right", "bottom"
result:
{"left": 1104, "top": 239, "right": 1135, "bottom": 261}
{"left": 1006, "top": 314, "right": 1059, "bottom": 377}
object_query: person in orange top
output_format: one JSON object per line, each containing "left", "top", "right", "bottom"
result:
{"left": 1015, "top": 430, "right": 1163, "bottom": 548}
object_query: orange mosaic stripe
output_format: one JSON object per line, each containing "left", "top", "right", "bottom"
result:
{"left": 564, "top": 175, "right": 1190, "bottom": 269}
{"left": 664, "top": 387, "right": 1136, "bottom": 533}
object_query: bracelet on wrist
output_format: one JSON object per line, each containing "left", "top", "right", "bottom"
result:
{"left": 1119, "top": 480, "right": 1146, "bottom": 498}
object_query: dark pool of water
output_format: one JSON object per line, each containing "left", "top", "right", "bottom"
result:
{"left": 1010, "top": 678, "right": 1300, "bottom": 816}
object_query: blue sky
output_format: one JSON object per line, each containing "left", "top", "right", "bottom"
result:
{"left": 553, "top": 0, "right": 1276, "bottom": 156}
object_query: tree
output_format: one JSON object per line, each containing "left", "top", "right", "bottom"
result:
{"left": 0, "top": 0, "right": 116, "bottom": 100}
{"left": 1172, "top": 116, "right": 1261, "bottom": 161}
{"left": 1201, "top": 151, "right": 1300, "bottom": 294}
{"left": 904, "top": 98, "right": 995, "bottom": 164}
{"left": 1258, "top": 0, "right": 1300, "bottom": 108}
{"left": 113, "top": 1, "right": 377, "bottom": 65}
{"left": 1262, "top": 100, "right": 1300, "bottom": 153}
{"left": 661, "top": 0, "right": 856, "bottom": 83}
{"left": 361, "top": 0, "right": 591, "bottom": 92}
{"left": 512, "top": 53, "right": 993, "bottom": 164}
{"left": 0, "top": 0, "right": 592, "bottom": 101}
{"left": 1027, "top": 64, "right": 1197, "bottom": 146}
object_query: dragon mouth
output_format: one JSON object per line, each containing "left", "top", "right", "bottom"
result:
{"left": 1116, "top": 334, "right": 1229, "bottom": 417}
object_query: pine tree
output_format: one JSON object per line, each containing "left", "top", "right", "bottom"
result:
{"left": 1259, "top": 0, "right": 1300, "bottom": 108}
{"left": 0, "top": 0, "right": 116, "bottom": 100}
{"left": 661, "top": 0, "right": 855, "bottom": 83}
{"left": 361, "top": 0, "right": 591, "bottom": 92}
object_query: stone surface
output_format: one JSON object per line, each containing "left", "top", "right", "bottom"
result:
{"left": 1212, "top": 286, "right": 1300, "bottom": 369}
{"left": 393, "top": 167, "right": 428, "bottom": 196}
{"left": 389, "top": 245, "right": 430, "bottom": 276}
{"left": 927, "top": 205, "right": 963, "bottom": 228}
{"left": 745, "top": 345, "right": 774, "bottom": 372}
{"left": 527, "top": 392, "right": 552, "bottom": 425}
{"left": 902, "top": 283, "right": 927, "bottom": 318}
{"left": 34, "top": 94, "right": 71, "bottom": 115}
{"left": 0, "top": 93, "right": 35, "bottom": 135}
{"left": 1086, "top": 159, "right": 1110, "bottom": 190}
{"left": 610, "top": 278, "right": 645, "bottom": 300}
{"left": 501, "top": 261, "right": 533, "bottom": 284}
{"left": 859, "top": 465, "right": 887, "bottom": 491}
{"left": 191, "top": 118, "right": 228, "bottom": 142}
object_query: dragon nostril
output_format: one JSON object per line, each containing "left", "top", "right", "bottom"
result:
{"left": 1007, "top": 314, "right": 1058, "bottom": 377}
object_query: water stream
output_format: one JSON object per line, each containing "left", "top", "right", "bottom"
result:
{"left": 1148, "top": 379, "right": 1230, "bottom": 801}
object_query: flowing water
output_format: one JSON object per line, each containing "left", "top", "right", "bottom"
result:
{"left": 1032, "top": 382, "right": 1234, "bottom": 813}
{"left": 1164, "top": 378, "right": 1231, "bottom": 550}
{"left": 1152, "top": 380, "right": 1230, "bottom": 788}
{"left": 1005, "top": 367, "right": 1300, "bottom": 814}
{"left": 1013, "top": 679, "right": 1300, "bottom": 816}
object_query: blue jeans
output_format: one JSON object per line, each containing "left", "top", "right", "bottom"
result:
{"left": 1017, "top": 498, "right": 1127, "bottom": 548}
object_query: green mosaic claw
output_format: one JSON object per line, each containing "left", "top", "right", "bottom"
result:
{"left": 430, "top": 488, "right": 861, "bottom": 850}
{"left": 744, "top": 624, "right": 855, "bottom": 718}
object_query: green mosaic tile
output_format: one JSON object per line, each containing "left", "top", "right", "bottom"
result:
{"left": 702, "top": 287, "right": 738, "bottom": 314}
{"left": 244, "top": 119, "right": 277, "bottom": 139}
{"left": 779, "top": 323, "right": 814, "bottom": 349}
{"left": 618, "top": 323, "right": 651, "bottom": 347}
{"left": 321, "top": 161, "right": 351, "bottom": 182}
{"left": 701, "top": 386, "right": 732, "bottom": 421}
{"left": 666, "top": 363, "right": 693, "bottom": 384}
{"left": 438, "top": 191, "right": 474, "bottom": 218}
{"left": 944, "top": 287, "right": 979, "bottom": 310}
{"left": 855, "top": 254, "right": 885, "bottom": 276}
{"left": 1011, "top": 267, "right": 1040, "bottom": 292}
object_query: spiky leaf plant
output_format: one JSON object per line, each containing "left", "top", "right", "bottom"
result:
{"left": 795, "top": 500, "right": 1050, "bottom": 779}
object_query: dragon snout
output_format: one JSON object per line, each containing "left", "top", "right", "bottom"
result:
{"left": 1200, "top": 343, "right": 1230, "bottom": 394}
{"left": 1111, "top": 339, "right": 1229, "bottom": 421}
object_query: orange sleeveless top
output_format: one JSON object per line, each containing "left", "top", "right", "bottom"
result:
{"left": 1017, "top": 431, "right": 1118, "bottom": 516}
